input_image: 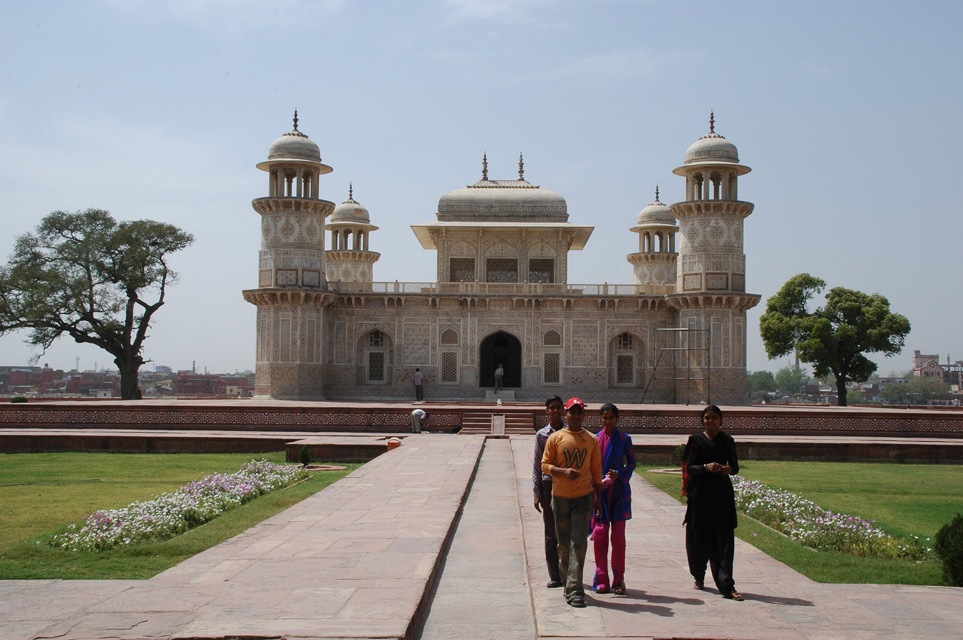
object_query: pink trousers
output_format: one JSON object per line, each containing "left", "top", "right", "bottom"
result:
{"left": 593, "top": 519, "right": 626, "bottom": 589}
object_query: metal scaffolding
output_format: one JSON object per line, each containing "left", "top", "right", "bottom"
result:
{"left": 641, "top": 326, "right": 711, "bottom": 405}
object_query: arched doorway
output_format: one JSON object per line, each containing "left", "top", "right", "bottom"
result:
{"left": 480, "top": 331, "right": 522, "bottom": 388}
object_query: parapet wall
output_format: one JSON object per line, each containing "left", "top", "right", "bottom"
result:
{"left": 2, "top": 400, "right": 962, "bottom": 437}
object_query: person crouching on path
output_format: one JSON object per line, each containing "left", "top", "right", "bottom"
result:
{"left": 541, "top": 397, "right": 602, "bottom": 608}
{"left": 591, "top": 403, "right": 636, "bottom": 595}
{"left": 533, "top": 395, "right": 565, "bottom": 589}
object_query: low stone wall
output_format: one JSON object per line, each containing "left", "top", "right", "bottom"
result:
{"left": 3, "top": 401, "right": 963, "bottom": 438}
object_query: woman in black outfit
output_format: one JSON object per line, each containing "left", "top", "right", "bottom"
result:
{"left": 682, "top": 404, "right": 743, "bottom": 601}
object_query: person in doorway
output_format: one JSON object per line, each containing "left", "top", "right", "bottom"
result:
{"left": 410, "top": 408, "right": 428, "bottom": 433}
{"left": 541, "top": 397, "right": 602, "bottom": 608}
{"left": 494, "top": 364, "right": 504, "bottom": 392}
{"left": 591, "top": 403, "right": 636, "bottom": 595}
{"left": 682, "top": 404, "right": 742, "bottom": 601}
{"left": 412, "top": 368, "right": 424, "bottom": 401}
{"left": 533, "top": 395, "right": 565, "bottom": 588}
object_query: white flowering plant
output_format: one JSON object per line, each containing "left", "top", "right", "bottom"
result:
{"left": 733, "top": 476, "right": 931, "bottom": 561}
{"left": 48, "top": 460, "right": 309, "bottom": 552}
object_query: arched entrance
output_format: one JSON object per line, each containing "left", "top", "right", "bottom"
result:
{"left": 480, "top": 331, "right": 522, "bottom": 388}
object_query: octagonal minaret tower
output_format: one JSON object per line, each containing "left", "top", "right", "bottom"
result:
{"left": 627, "top": 186, "right": 678, "bottom": 292}
{"left": 242, "top": 112, "right": 337, "bottom": 398}
{"left": 325, "top": 184, "right": 380, "bottom": 289}
{"left": 667, "top": 114, "right": 760, "bottom": 404}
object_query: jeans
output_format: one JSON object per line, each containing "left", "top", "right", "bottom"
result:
{"left": 552, "top": 493, "right": 593, "bottom": 601}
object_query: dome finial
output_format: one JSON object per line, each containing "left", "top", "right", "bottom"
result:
{"left": 349, "top": 182, "right": 354, "bottom": 200}
{"left": 518, "top": 153, "right": 525, "bottom": 180}
{"left": 293, "top": 109, "right": 299, "bottom": 132}
{"left": 655, "top": 184, "right": 660, "bottom": 203}
{"left": 482, "top": 152, "right": 489, "bottom": 181}
{"left": 709, "top": 110, "right": 715, "bottom": 134}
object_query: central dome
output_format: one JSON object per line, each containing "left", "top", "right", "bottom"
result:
{"left": 437, "top": 179, "right": 568, "bottom": 222}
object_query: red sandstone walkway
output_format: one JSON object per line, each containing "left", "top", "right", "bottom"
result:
{"left": 1, "top": 434, "right": 961, "bottom": 639}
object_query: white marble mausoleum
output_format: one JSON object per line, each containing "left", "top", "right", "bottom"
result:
{"left": 242, "top": 114, "right": 760, "bottom": 404}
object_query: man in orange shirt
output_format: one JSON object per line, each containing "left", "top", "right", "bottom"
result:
{"left": 541, "top": 397, "right": 602, "bottom": 607}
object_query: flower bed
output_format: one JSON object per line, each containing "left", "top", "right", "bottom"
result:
{"left": 49, "top": 460, "right": 309, "bottom": 552}
{"left": 733, "top": 476, "right": 930, "bottom": 560}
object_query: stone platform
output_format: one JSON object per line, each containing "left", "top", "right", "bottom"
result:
{"left": 1, "top": 433, "right": 961, "bottom": 640}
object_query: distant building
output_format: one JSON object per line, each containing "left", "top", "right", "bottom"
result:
{"left": 912, "top": 350, "right": 963, "bottom": 388}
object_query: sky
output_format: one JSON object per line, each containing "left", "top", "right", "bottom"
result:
{"left": 1, "top": 0, "right": 961, "bottom": 377}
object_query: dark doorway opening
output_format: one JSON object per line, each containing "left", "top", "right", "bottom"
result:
{"left": 479, "top": 331, "right": 522, "bottom": 388}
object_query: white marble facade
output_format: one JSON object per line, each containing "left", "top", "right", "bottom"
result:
{"left": 242, "top": 116, "right": 760, "bottom": 404}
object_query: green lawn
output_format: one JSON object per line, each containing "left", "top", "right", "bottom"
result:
{"left": 0, "top": 452, "right": 358, "bottom": 579}
{"left": 641, "top": 461, "right": 962, "bottom": 585}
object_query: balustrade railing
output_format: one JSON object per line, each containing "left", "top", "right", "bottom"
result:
{"left": 326, "top": 281, "right": 676, "bottom": 296}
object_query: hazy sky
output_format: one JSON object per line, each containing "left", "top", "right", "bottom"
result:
{"left": 1, "top": 0, "right": 961, "bottom": 377}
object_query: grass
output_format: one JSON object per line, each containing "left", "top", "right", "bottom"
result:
{"left": 641, "top": 461, "right": 961, "bottom": 585}
{"left": 0, "top": 452, "right": 358, "bottom": 579}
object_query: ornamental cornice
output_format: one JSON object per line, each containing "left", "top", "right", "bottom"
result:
{"left": 242, "top": 288, "right": 337, "bottom": 307}
{"left": 252, "top": 197, "right": 335, "bottom": 216}
{"left": 663, "top": 293, "right": 761, "bottom": 311}
{"left": 669, "top": 201, "right": 754, "bottom": 220}
{"left": 325, "top": 251, "right": 381, "bottom": 263}
{"left": 626, "top": 253, "right": 678, "bottom": 265}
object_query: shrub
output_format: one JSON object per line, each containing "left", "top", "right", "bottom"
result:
{"left": 672, "top": 442, "right": 686, "bottom": 463}
{"left": 11, "top": 396, "right": 28, "bottom": 403}
{"left": 298, "top": 445, "right": 311, "bottom": 467}
{"left": 935, "top": 513, "right": 963, "bottom": 586}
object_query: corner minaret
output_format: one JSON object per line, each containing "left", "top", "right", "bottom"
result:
{"left": 326, "top": 184, "right": 381, "bottom": 287}
{"left": 627, "top": 186, "right": 678, "bottom": 290}
{"left": 667, "top": 114, "right": 761, "bottom": 403}
{"left": 242, "top": 113, "right": 337, "bottom": 398}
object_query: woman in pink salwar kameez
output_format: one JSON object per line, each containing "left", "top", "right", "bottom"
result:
{"left": 591, "top": 403, "right": 636, "bottom": 595}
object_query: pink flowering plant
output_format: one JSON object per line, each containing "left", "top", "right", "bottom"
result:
{"left": 49, "top": 460, "right": 309, "bottom": 552}
{"left": 733, "top": 476, "right": 930, "bottom": 560}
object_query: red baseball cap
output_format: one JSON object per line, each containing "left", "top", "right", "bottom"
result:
{"left": 565, "top": 397, "right": 585, "bottom": 411}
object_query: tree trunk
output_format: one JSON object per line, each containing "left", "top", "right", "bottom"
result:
{"left": 836, "top": 375, "right": 848, "bottom": 407}
{"left": 116, "top": 357, "right": 143, "bottom": 400}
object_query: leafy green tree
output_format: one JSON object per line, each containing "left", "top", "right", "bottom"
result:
{"left": 0, "top": 210, "right": 193, "bottom": 399}
{"left": 775, "top": 365, "right": 810, "bottom": 395}
{"left": 747, "top": 370, "right": 777, "bottom": 395}
{"left": 878, "top": 376, "right": 949, "bottom": 405}
{"left": 759, "top": 273, "right": 910, "bottom": 406}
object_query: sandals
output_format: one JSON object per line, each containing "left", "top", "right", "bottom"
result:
{"left": 724, "top": 589, "right": 744, "bottom": 601}
{"left": 693, "top": 580, "right": 704, "bottom": 590}
{"left": 613, "top": 581, "right": 626, "bottom": 595}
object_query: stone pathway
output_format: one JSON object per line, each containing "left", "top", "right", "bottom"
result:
{"left": 415, "top": 438, "right": 535, "bottom": 640}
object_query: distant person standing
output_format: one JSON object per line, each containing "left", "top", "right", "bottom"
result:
{"left": 533, "top": 395, "right": 565, "bottom": 588}
{"left": 494, "top": 364, "right": 504, "bottom": 392}
{"left": 541, "top": 397, "right": 602, "bottom": 608}
{"left": 412, "top": 368, "right": 424, "bottom": 401}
